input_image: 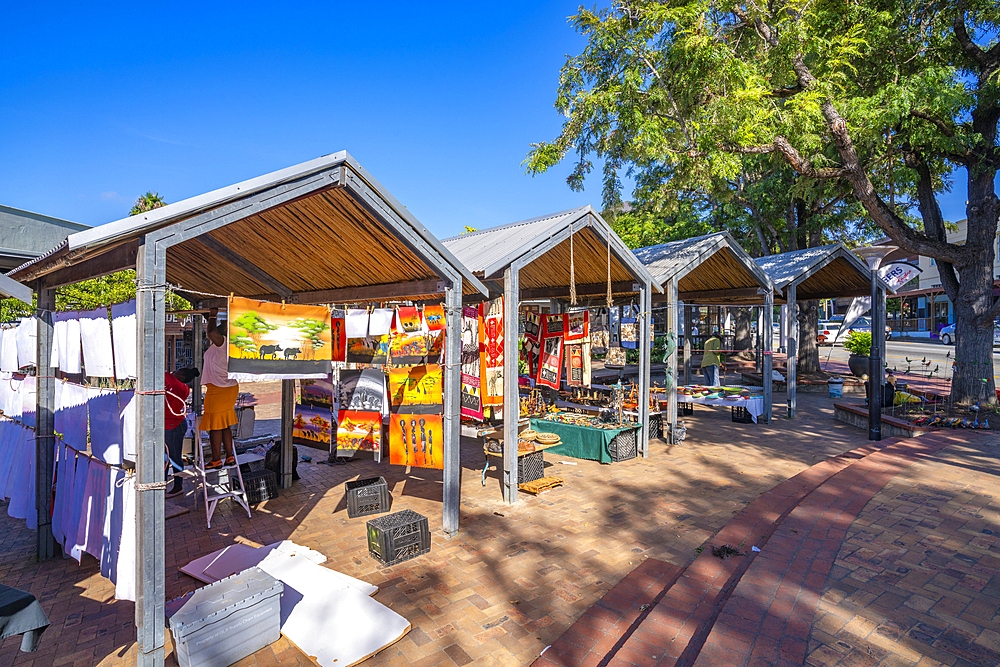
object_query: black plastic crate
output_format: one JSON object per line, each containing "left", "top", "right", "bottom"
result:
{"left": 241, "top": 469, "right": 278, "bottom": 504}
{"left": 346, "top": 476, "right": 392, "bottom": 518}
{"left": 731, "top": 406, "right": 754, "bottom": 424}
{"left": 649, "top": 413, "right": 663, "bottom": 440}
{"left": 517, "top": 451, "right": 544, "bottom": 483}
{"left": 680, "top": 402, "right": 694, "bottom": 416}
{"left": 367, "top": 509, "right": 430, "bottom": 567}
{"left": 610, "top": 428, "right": 638, "bottom": 462}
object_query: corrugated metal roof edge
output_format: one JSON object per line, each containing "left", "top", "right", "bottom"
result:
{"left": 10, "top": 152, "right": 488, "bottom": 297}
{"left": 439, "top": 206, "right": 590, "bottom": 243}
{"left": 634, "top": 231, "right": 777, "bottom": 294}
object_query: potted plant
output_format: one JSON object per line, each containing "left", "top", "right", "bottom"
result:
{"left": 844, "top": 331, "right": 872, "bottom": 378}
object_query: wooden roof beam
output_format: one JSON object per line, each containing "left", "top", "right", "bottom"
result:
{"left": 190, "top": 278, "right": 449, "bottom": 308}
{"left": 193, "top": 235, "right": 294, "bottom": 300}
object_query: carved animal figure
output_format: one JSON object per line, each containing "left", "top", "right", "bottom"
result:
{"left": 283, "top": 347, "right": 301, "bottom": 360}
{"left": 259, "top": 344, "right": 283, "bottom": 359}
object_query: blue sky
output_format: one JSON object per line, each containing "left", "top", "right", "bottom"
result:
{"left": 0, "top": 1, "right": 971, "bottom": 241}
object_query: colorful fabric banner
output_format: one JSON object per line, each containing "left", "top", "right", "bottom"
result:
{"left": 565, "top": 311, "right": 589, "bottom": 341}
{"left": 388, "top": 365, "right": 443, "bottom": 414}
{"left": 460, "top": 306, "right": 483, "bottom": 420}
{"left": 480, "top": 297, "right": 504, "bottom": 405}
{"left": 523, "top": 311, "right": 541, "bottom": 342}
{"left": 541, "top": 313, "right": 565, "bottom": 338}
{"left": 460, "top": 376, "right": 482, "bottom": 420}
{"left": 389, "top": 414, "right": 442, "bottom": 469}
{"left": 293, "top": 404, "right": 332, "bottom": 451}
{"left": 394, "top": 306, "right": 422, "bottom": 334}
{"left": 346, "top": 335, "right": 389, "bottom": 365}
{"left": 536, "top": 336, "right": 563, "bottom": 389}
{"left": 390, "top": 332, "right": 428, "bottom": 367}
{"left": 565, "top": 345, "right": 585, "bottom": 387}
{"left": 426, "top": 330, "right": 444, "bottom": 365}
{"left": 227, "top": 297, "right": 332, "bottom": 379}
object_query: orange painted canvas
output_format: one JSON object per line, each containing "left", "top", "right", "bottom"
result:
{"left": 423, "top": 304, "right": 446, "bottom": 332}
{"left": 227, "top": 297, "right": 331, "bottom": 376}
{"left": 337, "top": 410, "right": 382, "bottom": 453}
{"left": 389, "top": 414, "right": 443, "bottom": 469}
{"left": 394, "top": 306, "right": 422, "bottom": 334}
{"left": 388, "top": 364, "right": 443, "bottom": 413}
{"left": 479, "top": 297, "right": 504, "bottom": 405}
{"left": 389, "top": 332, "right": 428, "bottom": 366}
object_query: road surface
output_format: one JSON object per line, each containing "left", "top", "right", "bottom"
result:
{"left": 807, "top": 339, "right": 1000, "bottom": 383}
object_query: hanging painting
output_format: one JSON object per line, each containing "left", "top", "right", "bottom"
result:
{"left": 227, "top": 297, "right": 331, "bottom": 379}
{"left": 337, "top": 411, "right": 381, "bottom": 454}
{"left": 346, "top": 335, "right": 389, "bottom": 365}
{"left": 523, "top": 310, "right": 541, "bottom": 342}
{"left": 460, "top": 376, "right": 482, "bottom": 420}
{"left": 394, "top": 306, "right": 422, "bottom": 334}
{"left": 293, "top": 404, "right": 332, "bottom": 451}
{"left": 480, "top": 297, "right": 504, "bottom": 405}
{"left": 460, "top": 307, "right": 483, "bottom": 420}
{"left": 300, "top": 376, "right": 334, "bottom": 409}
{"left": 389, "top": 332, "right": 428, "bottom": 367}
{"left": 536, "top": 335, "right": 563, "bottom": 389}
{"left": 337, "top": 369, "right": 387, "bottom": 414}
{"left": 388, "top": 364, "right": 443, "bottom": 414}
{"left": 426, "top": 330, "right": 444, "bottom": 364}
{"left": 423, "top": 305, "right": 446, "bottom": 332}
{"left": 331, "top": 310, "right": 347, "bottom": 362}
{"left": 620, "top": 307, "right": 639, "bottom": 350}
{"left": 389, "top": 414, "right": 442, "bottom": 469}
{"left": 565, "top": 311, "right": 589, "bottom": 341}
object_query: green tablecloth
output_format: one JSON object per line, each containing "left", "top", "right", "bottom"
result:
{"left": 530, "top": 418, "right": 637, "bottom": 464}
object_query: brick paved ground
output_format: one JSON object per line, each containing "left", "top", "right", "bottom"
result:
{"left": 0, "top": 390, "right": 878, "bottom": 666}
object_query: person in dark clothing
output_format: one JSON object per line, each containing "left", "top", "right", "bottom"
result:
{"left": 165, "top": 367, "right": 200, "bottom": 498}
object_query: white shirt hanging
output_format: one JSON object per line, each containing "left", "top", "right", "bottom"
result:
{"left": 79, "top": 308, "right": 115, "bottom": 377}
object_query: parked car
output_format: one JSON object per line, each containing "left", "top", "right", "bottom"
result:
{"left": 816, "top": 321, "right": 841, "bottom": 346}
{"left": 940, "top": 323, "right": 1000, "bottom": 346}
{"left": 845, "top": 317, "right": 892, "bottom": 341}
{"left": 817, "top": 317, "right": 891, "bottom": 345}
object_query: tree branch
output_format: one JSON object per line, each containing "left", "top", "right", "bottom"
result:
{"left": 954, "top": 0, "right": 989, "bottom": 69}
{"left": 909, "top": 109, "right": 955, "bottom": 138}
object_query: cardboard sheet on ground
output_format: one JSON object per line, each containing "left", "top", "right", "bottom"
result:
{"left": 256, "top": 552, "right": 410, "bottom": 667}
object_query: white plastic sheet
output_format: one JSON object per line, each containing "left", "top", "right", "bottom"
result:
{"left": 368, "top": 309, "right": 393, "bottom": 336}
{"left": 79, "top": 308, "right": 115, "bottom": 377}
{"left": 346, "top": 309, "right": 369, "bottom": 338}
{"left": 111, "top": 301, "right": 137, "bottom": 379}
{"left": 88, "top": 387, "right": 124, "bottom": 465}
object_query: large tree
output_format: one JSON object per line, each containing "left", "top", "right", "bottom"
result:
{"left": 528, "top": 0, "right": 999, "bottom": 403}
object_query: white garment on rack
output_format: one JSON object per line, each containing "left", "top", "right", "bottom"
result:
{"left": 0, "top": 421, "right": 16, "bottom": 500}
{"left": 60, "top": 450, "right": 80, "bottom": 560}
{"left": 67, "top": 453, "right": 88, "bottom": 563}
{"left": 19, "top": 376, "right": 36, "bottom": 428}
{"left": 79, "top": 308, "right": 115, "bottom": 377}
{"left": 119, "top": 390, "right": 136, "bottom": 463}
{"left": 88, "top": 387, "right": 123, "bottom": 465}
{"left": 6, "top": 426, "right": 36, "bottom": 529}
{"left": 0, "top": 374, "right": 20, "bottom": 417}
{"left": 55, "top": 312, "right": 82, "bottom": 374}
{"left": 0, "top": 329, "right": 18, "bottom": 372}
{"left": 15, "top": 317, "right": 36, "bottom": 369}
{"left": 55, "top": 382, "right": 89, "bottom": 452}
{"left": 81, "top": 462, "right": 108, "bottom": 561}
{"left": 115, "top": 474, "right": 136, "bottom": 601}
{"left": 101, "top": 468, "right": 126, "bottom": 583}
{"left": 346, "top": 309, "right": 369, "bottom": 338}
{"left": 52, "top": 442, "right": 71, "bottom": 548}
{"left": 368, "top": 309, "right": 393, "bottom": 336}
{"left": 111, "top": 301, "right": 137, "bottom": 379}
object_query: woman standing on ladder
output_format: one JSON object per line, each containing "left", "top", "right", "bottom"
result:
{"left": 202, "top": 308, "right": 240, "bottom": 469}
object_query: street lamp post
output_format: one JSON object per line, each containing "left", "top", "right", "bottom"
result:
{"left": 854, "top": 245, "right": 897, "bottom": 441}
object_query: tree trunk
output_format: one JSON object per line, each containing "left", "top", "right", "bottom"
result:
{"left": 950, "top": 248, "right": 997, "bottom": 404}
{"left": 733, "top": 308, "right": 753, "bottom": 351}
{"left": 797, "top": 299, "right": 822, "bottom": 373}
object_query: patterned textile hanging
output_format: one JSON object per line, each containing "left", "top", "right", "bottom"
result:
{"left": 569, "top": 222, "right": 577, "bottom": 306}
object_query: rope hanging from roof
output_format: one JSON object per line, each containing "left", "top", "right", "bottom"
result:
{"left": 569, "top": 222, "right": 577, "bottom": 305}
{"left": 606, "top": 228, "right": 613, "bottom": 309}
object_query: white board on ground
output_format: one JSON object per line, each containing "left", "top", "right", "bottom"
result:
{"left": 256, "top": 552, "right": 410, "bottom": 667}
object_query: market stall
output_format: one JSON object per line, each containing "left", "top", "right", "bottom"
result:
{"left": 634, "top": 232, "right": 778, "bottom": 440}
{"left": 443, "top": 206, "right": 661, "bottom": 503}
{"left": 676, "top": 385, "right": 765, "bottom": 423}
{"left": 7, "top": 152, "right": 489, "bottom": 667}
{"left": 755, "top": 244, "right": 882, "bottom": 418}
{"left": 530, "top": 411, "right": 640, "bottom": 463}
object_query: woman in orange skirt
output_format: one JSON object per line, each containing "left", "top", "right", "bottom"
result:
{"left": 202, "top": 309, "right": 239, "bottom": 469}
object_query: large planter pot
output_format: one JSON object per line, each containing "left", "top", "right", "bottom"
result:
{"left": 848, "top": 353, "right": 870, "bottom": 378}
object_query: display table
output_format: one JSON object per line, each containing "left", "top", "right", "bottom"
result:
{"left": 676, "top": 387, "right": 764, "bottom": 423}
{"left": 0, "top": 584, "right": 49, "bottom": 652}
{"left": 530, "top": 416, "right": 639, "bottom": 463}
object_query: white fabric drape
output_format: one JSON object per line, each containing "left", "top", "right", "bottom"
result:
{"left": 0, "top": 329, "right": 18, "bottom": 372}
{"left": 15, "top": 317, "right": 36, "bottom": 369}
{"left": 55, "top": 382, "right": 90, "bottom": 452}
{"left": 119, "top": 390, "right": 136, "bottom": 463}
{"left": 115, "top": 475, "right": 136, "bottom": 601}
{"left": 111, "top": 301, "right": 137, "bottom": 379}
{"left": 55, "top": 312, "right": 82, "bottom": 374}
{"left": 346, "top": 309, "right": 369, "bottom": 338}
{"left": 88, "top": 386, "right": 124, "bottom": 465}
{"left": 368, "top": 309, "right": 393, "bottom": 336}
{"left": 80, "top": 308, "right": 115, "bottom": 377}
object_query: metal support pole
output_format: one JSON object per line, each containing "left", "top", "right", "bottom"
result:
{"left": 666, "top": 278, "right": 679, "bottom": 443}
{"left": 787, "top": 285, "right": 798, "bottom": 419}
{"left": 135, "top": 237, "right": 166, "bottom": 667}
{"left": 442, "top": 277, "right": 462, "bottom": 536}
{"left": 192, "top": 313, "right": 203, "bottom": 417}
{"left": 638, "top": 281, "right": 651, "bottom": 457}
{"left": 763, "top": 289, "right": 774, "bottom": 424}
{"left": 682, "top": 303, "right": 692, "bottom": 385}
{"left": 778, "top": 304, "right": 787, "bottom": 354}
{"left": 869, "top": 271, "right": 883, "bottom": 441}
{"left": 280, "top": 379, "right": 295, "bottom": 488}
{"left": 35, "top": 283, "right": 56, "bottom": 560}
{"left": 502, "top": 266, "right": 520, "bottom": 504}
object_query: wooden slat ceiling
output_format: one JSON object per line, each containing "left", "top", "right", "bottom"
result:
{"left": 164, "top": 188, "right": 468, "bottom": 299}
{"left": 796, "top": 256, "right": 872, "bottom": 299}
{"left": 677, "top": 248, "right": 763, "bottom": 294}
{"left": 518, "top": 227, "right": 635, "bottom": 291}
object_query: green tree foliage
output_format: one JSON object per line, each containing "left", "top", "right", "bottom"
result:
{"left": 528, "top": 0, "right": 1000, "bottom": 403}
{"left": 232, "top": 312, "right": 278, "bottom": 344}
{"left": 289, "top": 318, "right": 329, "bottom": 359}
{"left": 130, "top": 191, "right": 167, "bottom": 216}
